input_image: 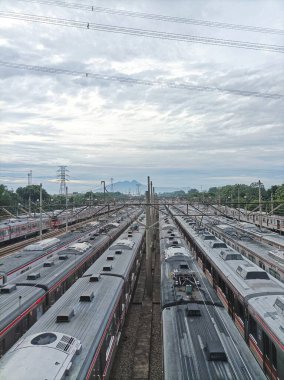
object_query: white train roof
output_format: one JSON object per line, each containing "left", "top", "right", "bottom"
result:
{"left": 23, "top": 238, "right": 60, "bottom": 251}
{"left": 164, "top": 246, "right": 190, "bottom": 260}
{"left": 0, "top": 332, "right": 81, "bottom": 380}
{"left": 248, "top": 295, "right": 284, "bottom": 347}
{"left": 176, "top": 215, "right": 284, "bottom": 301}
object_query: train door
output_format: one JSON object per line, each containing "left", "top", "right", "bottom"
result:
{"left": 0, "top": 338, "right": 5, "bottom": 358}
{"left": 277, "top": 220, "right": 280, "bottom": 231}
{"left": 227, "top": 287, "right": 235, "bottom": 320}
{"left": 37, "top": 304, "right": 43, "bottom": 320}
{"left": 262, "top": 331, "right": 278, "bottom": 380}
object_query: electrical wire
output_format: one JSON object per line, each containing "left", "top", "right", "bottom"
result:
{"left": 0, "top": 11, "right": 284, "bottom": 53}
{"left": 16, "top": 0, "right": 284, "bottom": 36}
{"left": 0, "top": 60, "right": 283, "bottom": 100}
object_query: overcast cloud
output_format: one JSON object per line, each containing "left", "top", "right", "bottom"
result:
{"left": 0, "top": 0, "right": 284, "bottom": 193}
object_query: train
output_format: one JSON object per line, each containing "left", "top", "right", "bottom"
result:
{"left": 0, "top": 204, "right": 123, "bottom": 244}
{"left": 0, "top": 208, "right": 142, "bottom": 357}
{"left": 0, "top": 215, "right": 145, "bottom": 379}
{"left": 215, "top": 205, "right": 284, "bottom": 233}
{"left": 173, "top": 205, "right": 284, "bottom": 282}
{"left": 159, "top": 210, "right": 266, "bottom": 380}
{"left": 170, "top": 207, "right": 284, "bottom": 380}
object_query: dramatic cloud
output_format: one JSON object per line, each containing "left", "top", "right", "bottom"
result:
{"left": 0, "top": 0, "right": 284, "bottom": 193}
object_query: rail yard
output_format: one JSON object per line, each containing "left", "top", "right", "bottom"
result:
{"left": 0, "top": 194, "right": 283, "bottom": 380}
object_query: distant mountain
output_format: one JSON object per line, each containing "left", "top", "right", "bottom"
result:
{"left": 106, "top": 180, "right": 189, "bottom": 194}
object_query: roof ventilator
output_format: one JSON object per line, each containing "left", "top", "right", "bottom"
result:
{"left": 103, "top": 265, "right": 112, "bottom": 272}
{"left": 43, "top": 261, "right": 55, "bottom": 267}
{"left": 89, "top": 273, "right": 101, "bottom": 282}
{"left": 56, "top": 308, "right": 75, "bottom": 323}
{"left": 80, "top": 290, "right": 94, "bottom": 302}
{"left": 0, "top": 284, "right": 17, "bottom": 294}
{"left": 274, "top": 296, "right": 284, "bottom": 316}
{"left": 187, "top": 304, "right": 201, "bottom": 317}
{"left": 220, "top": 250, "right": 243, "bottom": 261}
{"left": 27, "top": 272, "right": 41, "bottom": 280}
{"left": 59, "top": 255, "right": 68, "bottom": 260}
{"left": 205, "top": 341, "right": 227, "bottom": 361}
{"left": 107, "top": 255, "right": 115, "bottom": 261}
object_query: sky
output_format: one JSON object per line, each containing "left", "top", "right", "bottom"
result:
{"left": 0, "top": 0, "right": 284, "bottom": 194}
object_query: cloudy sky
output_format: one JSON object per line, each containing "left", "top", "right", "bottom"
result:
{"left": 0, "top": 0, "right": 284, "bottom": 193}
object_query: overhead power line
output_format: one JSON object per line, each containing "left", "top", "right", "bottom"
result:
{"left": 0, "top": 11, "right": 283, "bottom": 53}
{"left": 0, "top": 60, "right": 283, "bottom": 100}
{"left": 17, "top": 0, "right": 284, "bottom": 35}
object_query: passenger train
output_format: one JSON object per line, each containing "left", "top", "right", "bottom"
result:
{"left": 216, "top": 205, "right": 284, "bottom": 233}
{"left": 0, "top": 209, "right": 141, "bottom": 357}
{"left": 0, "top": 204, "right": 122, "bottom": 244}
{"left": 170, "top": 207, "right": 284, "bottom": 380}
{"left": 0, "top": 216, "right": 145, "bottom": 379}
{"left": 159, "top": 211, "right": 266, "bottom": 380}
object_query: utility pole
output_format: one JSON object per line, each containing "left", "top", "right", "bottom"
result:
{"left": 238, "top": 185, "right": 240, "bottom": 222}
{"left": 39, "top": 183, "right": 42, "bottom": 240}
{"left": 271, "top": 193, "right": 274, "bottom": 214}
{"left": 110, "top": 178, "right": 114, "bottom": 192}
{"left": 101, "top": 181, "right": 106, "bottom": 203}
{"left": 258, "top": 180, "right": 262, "bottom": 230}
{"left": 65, "top": 186, "right": 68, "bottom": 232}
{"left": 136, "top": 183, "right": 140, "bottom": 196}
{"left": 146, "top": 176, "right": 152, "bottom": 297}
{"left": 28, "top": 170, "right": 32, "bottom": 216}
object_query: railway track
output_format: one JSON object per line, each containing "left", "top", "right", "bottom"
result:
{"left": 110, "top": 237, "right": 162, "bottom": 380}
{"left": 0, "top": 229, "right": 63, "bottom": 258}
{"left": 0, "top": 214, "right": 110, "bottom": 259}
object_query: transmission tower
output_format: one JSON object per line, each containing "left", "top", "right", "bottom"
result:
{"left": 27, "top": 170, "right": 32, "bottom": 185}
{"left": 110, "top": 178, "right": 114, "bottom": 192}
{"left": 57, "top": 166, "right": 69, "bottom": 195}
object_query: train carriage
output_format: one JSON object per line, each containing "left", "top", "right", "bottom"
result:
{"left": 171, "top": 208, "right": 284, "bottom": 380}
{"left": 0, "top": 210, "right": 142, "bottom": 357}
{"left": 0, "top": 215, "right": 145, "bottom": 379}
{"left": 159, "top": 213, "right": 266, "bottom": 380}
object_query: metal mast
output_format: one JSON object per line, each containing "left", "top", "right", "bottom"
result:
{"left": 57, "top": 166, "right": 69, "bottom": 195}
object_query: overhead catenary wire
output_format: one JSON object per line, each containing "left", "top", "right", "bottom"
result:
{"left": 16, "top": 0, "right": 284, "bottom": 36}
{"left": 0, "top": 60, "right": 283, "bottom": 100}
{"left": 0, "top": 11, "right": 284, "bottom": 53}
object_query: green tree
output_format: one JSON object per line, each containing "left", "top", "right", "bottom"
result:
{"left": 0, "top": 185, "right": 19, "bottom": 206}
{"left": 16, "top": 185, "right": 50, "bottom": 205}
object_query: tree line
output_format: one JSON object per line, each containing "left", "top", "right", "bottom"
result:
{"left": 1, "top": 182, "right": 283, "bottom": 215}
{"left": 160, "top": 183, "right": 284, "bottom": 214}
{"left": 0, "top": 184, "right": 128, "bottom": 214}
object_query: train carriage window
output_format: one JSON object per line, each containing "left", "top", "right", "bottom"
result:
{"left": 269, "top": 268, "right": 280, "bottom": 280}
{"left": 249, "top": 317, "right": 257, "bottom": 339}
{"left": 272, "top": 342, "right": 277, "bottom": 369}
{"left": 263, "top": 332, "right": 270, "bottom": 359}
{"left": 0, "top": 338, "right": 5, "bottom": 358}
{"left": 259, "top": 261, "right": 265, "bottom": 270}
{"left": 236, "top": 300, "right": 245, "bottom": 321}
{"left": 248, "top": 254, "right": 255, "bottom": 263}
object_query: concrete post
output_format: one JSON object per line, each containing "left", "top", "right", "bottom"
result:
{"left": 65, "top": 186, "right": 68, "bottom": 232}
{"left": 146, "top": 189, "right": 152, "bottom": 297}
{"left": 259, "top": 180, "right": 262, "bottom": 230}
{"left": 39, "top": 183, "right": 42, "bottom": 240}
